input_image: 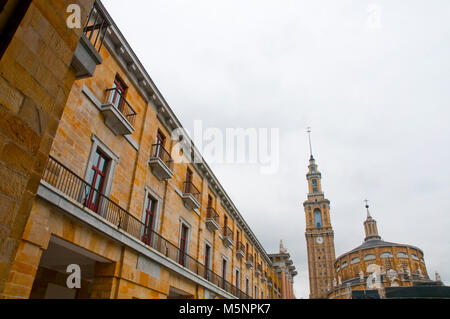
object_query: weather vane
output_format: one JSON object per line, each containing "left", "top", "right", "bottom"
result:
{"left": 364, "top": 199, "right": 371, "bottom": 217}
{"left": 364, "top": 199, "right": 369, "bottom": 208}
{"left": 307, "top": 127, "right": 313, "bottom": 158}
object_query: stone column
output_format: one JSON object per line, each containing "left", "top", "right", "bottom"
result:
{"left": 90, "top": 262, "right": 120, "bottom": 299}
{"left": 0, "top": 0, "right": 95, "bottom": 297}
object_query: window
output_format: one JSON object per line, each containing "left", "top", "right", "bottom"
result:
{"left": 313, "top": 187, "right": 318, "bottom": 193}
{"left": 86, "top": 149, "right": 110, "bottom": 212}
{"left": 397, "top": 252, "right": 408, "bottom": 259}
{"left": 245, "top": 278, "right": 250, "bottom": 295}
{"left": 204, "top": 243, "right": 212, "bottom": 279}
{"left": 156, "top": 131, "right": 165, "bottom": 146}
{"left": 110, "top": 75, "right": 128, "bottom": 111}
{"left": 351, "top": 257, "right": 360, "bottom": 265}
{"left": 381, "top": 252, "right": 394, "bottom": 259}
{"left": 222, "top": 258, "right": 228, "bottom": 288}
{"left": 154, "top": 131, "right": 166, "bottom": 158}
{"left": 254, "top": 285, "right": 258, "bottom": 299}
{"left": 314, "top": 209, "right": 323, "bottom": 228}
{"left": 312, "top": 179, "right": 317, "bottom": 186}
{"left": 207, "top": 195, "right": 213, "bottom": 208}
{"left": 364, "top": 254, "right": 376, "bottom": 261}
{"left": 261, "top": 289, "right": 264, "bottom": 299}
{"left": 341, "top": 261, "right": 348, "bottom": 268}
{"left": 235, "top": 269, "right": 240, "bottom": 289}
{"left": 411, "top": 254, "right": 419, "bottom": 261}
{"left": 179, "top": 224, "right": 189, "bottom": 266}
{"left": 142, "top": 195, "right": 157, "bottom": 245}
{"left": 185, "top": 168, "right": 193, "bottom": 184}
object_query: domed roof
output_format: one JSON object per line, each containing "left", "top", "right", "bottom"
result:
{"left": 335, "top": 239, "right": 423, "bottom": 262}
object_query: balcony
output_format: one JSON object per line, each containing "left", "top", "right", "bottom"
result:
{"left": 245, "top": 254, "right": 254, "bottom": 269}
{"left": 72, "top": 1, "right": 109, "bottom": 79}
{"left": 149, "top": 144, "right": 174, "bottom": 181}
{"left": 268, "top": 277, "right": 273, "bottom": 287}
{"left": 236, "top": 242, "right": 245, "bottom": 260}
{"left": 182, "top": 182, "right": 201, "bottom": 210}
{"left": 205, "top": 207, "right": 220, "bottom": 232}
{"left": 221, "top": 226, "right": 234, "bottom": 249}
{"left": 261, "top": 271, "right": 267, "bottom": 283}
{"left": 41, "top": 156, "right": 251, "bottom": 299}
{"left": 255, "top": 264, "right": 262, "bottom": 277}
{"left": 100, "top": 88, "right": 136, "bottom": 136}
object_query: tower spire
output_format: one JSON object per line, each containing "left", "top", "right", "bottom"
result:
{"left": 363, "top": 199, "right": 381, "bottom": 241}
{"left": 307, "top": 127, "right": 313, "bottom": 160}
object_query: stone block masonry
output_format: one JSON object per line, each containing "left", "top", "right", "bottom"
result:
{"left": 0, "top": 0, "right": 95, "bottom": 298}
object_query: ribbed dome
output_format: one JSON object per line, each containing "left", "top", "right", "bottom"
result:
{"left": 336, "top": 239, "right": 423, "bottom": 261}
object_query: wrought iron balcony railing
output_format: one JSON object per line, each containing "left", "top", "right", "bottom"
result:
{"left": 41, "top": 156, "right": 250, "bottom": 299}
{"left": 83, "top": 1, "right": 110, "bottom": 53}
{"left": 255, "top": 263, "right": 262, "bottom": 276}
{"left": 236, "top": 242, "right": 245, "bottom": 259}
{"left": 183, "top": 181, "right": 201, "bottom": 203}
{"left": 206, "top": 206, "right": 220, "bottom": 222}
{"left": 151, "top": 143, "right": 173, "bottom": 171}
{"left": 105, "top": 88, "right": 137, "bottom": 126}
{"left": 236, "top": 242, "right": 245, "bottom": 253}
{"left": 223, "top": 226, "right": 233, "bottom": 239}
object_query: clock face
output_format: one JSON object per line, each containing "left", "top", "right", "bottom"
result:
{"left": 316, "top": 237, "right": 324, "bottom": 244}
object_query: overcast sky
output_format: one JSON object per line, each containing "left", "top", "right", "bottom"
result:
{"left": 102, "top": 0, "right": 450, "bottom": 298}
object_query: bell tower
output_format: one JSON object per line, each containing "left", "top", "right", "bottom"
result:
{"left": 303, "top": 128, "right": 336, "bottom": 299}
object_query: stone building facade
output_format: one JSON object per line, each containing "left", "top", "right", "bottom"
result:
{"left": 0, "top": 0, "right": 297, "bottom": 299}
{"left": 268, "top": 241, "right": 297, "bottom": 299}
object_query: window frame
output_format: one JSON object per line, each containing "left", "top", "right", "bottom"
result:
{"left": 140, "top": 186, "right": 162, "bottom": 244}
{"left": 204, "top": 241, "right": 213, "bottom": 280}
{"left": 178, "top": 219, "right": 191, "bottom": 266}
{"left": 110, "top": 74, "right": 128, "bottom": 112}
{"left": 85, "top": 149, "right": 110, "bottom": 212}
{"left": 397, "top": 252, "right": 408, "bottom": 259}
{"left": 314, "top": 209, "right": 323, "bottom": 228}
{"left": 84, "top": 135, "right": 119, "bottom": 199}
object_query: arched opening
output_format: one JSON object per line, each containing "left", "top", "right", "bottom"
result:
{"left": 314, "top": 209, "right": 323, "bottom": 228}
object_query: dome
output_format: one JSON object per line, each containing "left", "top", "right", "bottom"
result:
{"left": 336, "top": 239, "right": 423, "bottom": 261}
